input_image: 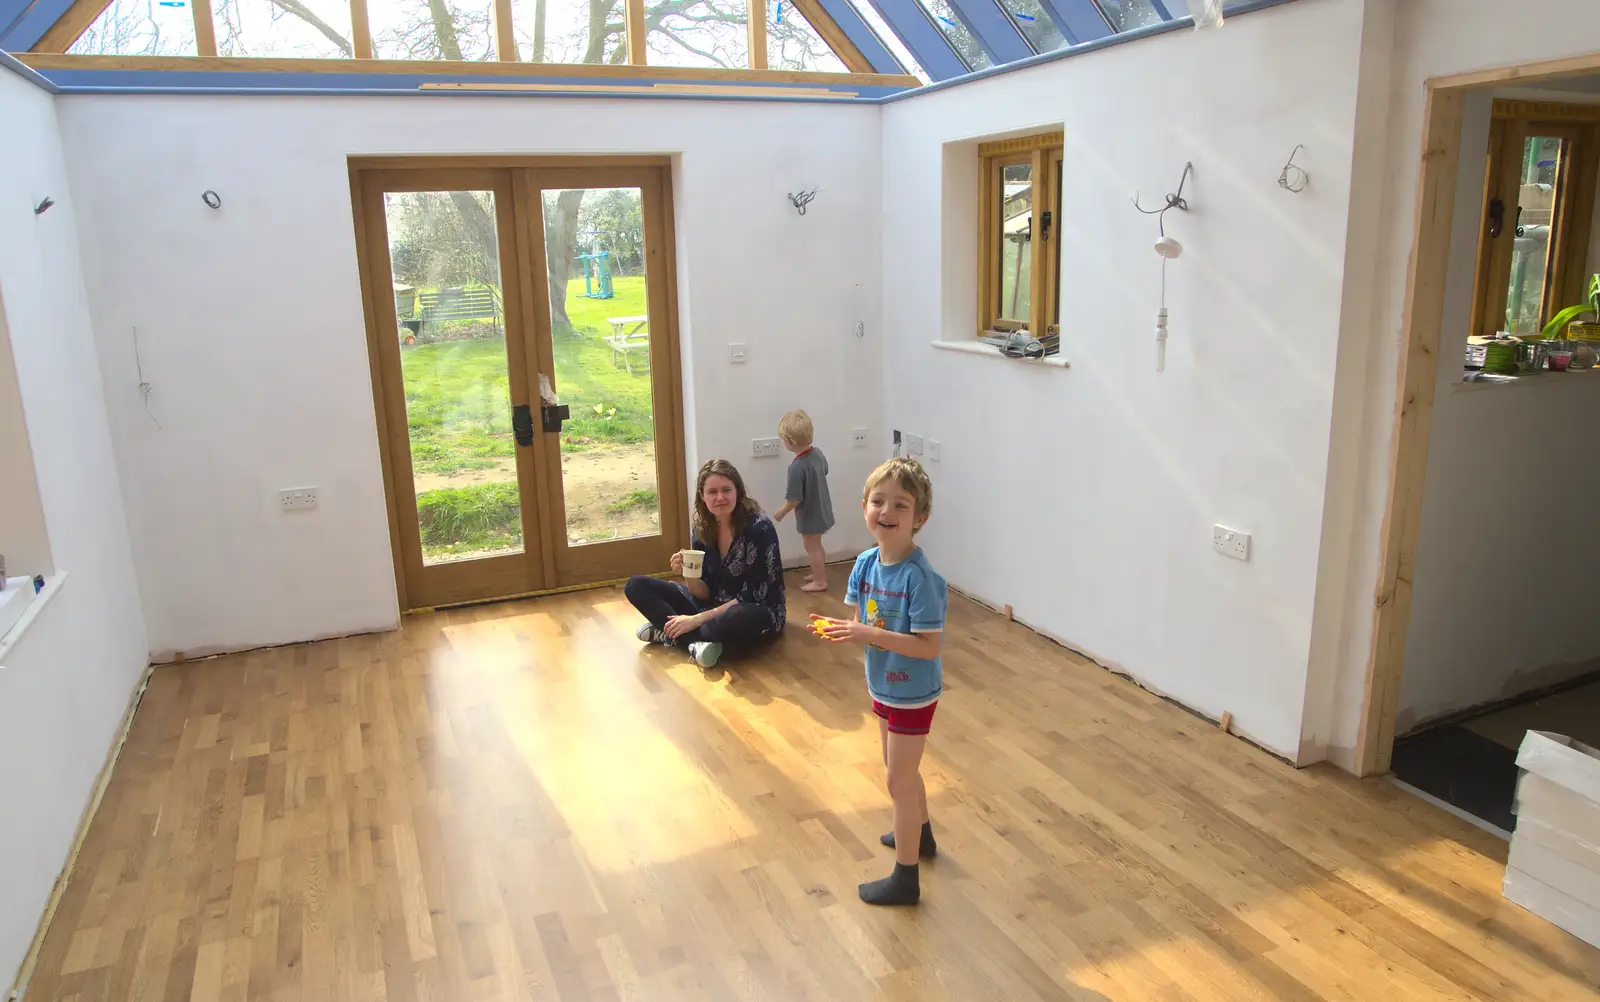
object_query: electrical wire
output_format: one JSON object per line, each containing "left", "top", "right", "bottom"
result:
{"left": 133, "top": 326, "right": 160, "bottom": 429}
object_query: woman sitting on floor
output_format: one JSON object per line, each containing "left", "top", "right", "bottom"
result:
{"left": 625, "top": 459, "right": 786, "bottom": 668}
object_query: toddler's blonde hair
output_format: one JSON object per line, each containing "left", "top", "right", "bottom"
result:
{"left": 778, "top": 410, "right": 814, "bottom": 448}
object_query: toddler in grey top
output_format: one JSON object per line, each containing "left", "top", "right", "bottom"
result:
{"left": 773, "top": 409, "right": 834, "bottom": 593}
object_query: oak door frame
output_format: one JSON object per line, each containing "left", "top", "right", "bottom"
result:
{"left": 1356, "top": 51, "right": 1600, "bottom": 777}
{"left": 351, "top": 155, "right": 689, "bottom": 611}
{"left": 515, "top": 163, "right": 691, "bottom": 588}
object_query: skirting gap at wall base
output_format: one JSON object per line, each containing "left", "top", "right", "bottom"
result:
{"left": 150, "top": 621, "right": 399, "bottom": 665}
{"left": 7, "top": 662, "right": 155, "bottom": 1002}
{"left": 1397, "top": 665, "right": 1600, "bottom": 740}
{"left": 947, "top": 583, "right": 1297, "bottom": 769}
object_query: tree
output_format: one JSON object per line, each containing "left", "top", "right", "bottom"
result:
{"left": 71, "top": 0, "right": 197, "bottom": 55}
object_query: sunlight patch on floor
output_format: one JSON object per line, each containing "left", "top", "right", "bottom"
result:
{"left": 437, "top": 608, "right": 760, "bottom": 873}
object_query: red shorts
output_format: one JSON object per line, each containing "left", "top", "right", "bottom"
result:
{"left": 872, "top": 700, "right": 938, "bottom": 735}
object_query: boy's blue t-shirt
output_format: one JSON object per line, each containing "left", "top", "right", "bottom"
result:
{"left": 845, "top": 546, "right": 948, "bottom": 708}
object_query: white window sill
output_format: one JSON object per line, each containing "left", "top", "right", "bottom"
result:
{"left": 930, "top": 340, "right": 1069, "bottom": 367}
{"left": 0, "top": 571, "right": 68, "bottom": 666}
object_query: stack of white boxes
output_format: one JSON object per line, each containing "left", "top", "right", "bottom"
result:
{"left": 1504, "top": 731, "right": 1600, "bottom": 947}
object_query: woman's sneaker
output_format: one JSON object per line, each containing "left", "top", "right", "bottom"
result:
{"left": 688, "top": 641, "right": 723, "bottom": 668}
{"left": 636, "top": 623, "right": 667, "bottom": 644}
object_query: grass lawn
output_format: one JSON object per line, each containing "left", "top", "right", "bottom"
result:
{"left": 400, "top": 276, "right": 653, "bottom": 477}
{"left": 401, "top": 276, "right": 655, "bottom": 559}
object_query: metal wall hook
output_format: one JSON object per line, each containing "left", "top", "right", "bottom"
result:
{"left": 1279, "top": 145, "right": 1309, "bottom": 193}
{"left": 34, "top": 197, "right": 55, "bottom": 215}
{"left": 787, "top": 188, "right": 818, "bottom": 215}
{"left": 1132, "top": 162, "right": 1193, "bottom": 237}
{"left": 202, "top": 190, "right": 222, "bottom": 209}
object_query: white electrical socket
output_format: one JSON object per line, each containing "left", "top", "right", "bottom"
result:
{"left": 851, "top": 427, "right": 868, "bottom": 447}
{"left": 279, "top": 487, "right": 319, "bottom": 511}
{"left": 728, "top": 343, "right": 748, "bottom": 363}
{"left": 927, "top": 439, "right": 941, "bottom": 462}
{"left": 1213, "top": 525, "right": 1250, "bottom": 561}
{"left": 904, "top": 433, "right": 924, "bottom": 457}
{"left": 751, "top": 437, "right": 782, "bottom": 458}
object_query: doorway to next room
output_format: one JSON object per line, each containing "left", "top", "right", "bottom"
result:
{"left": 351, "top": 157, "right": 688, "bottom": 611}
{"left": 1369, "top": 77, "right": 1600, "bottom": 835}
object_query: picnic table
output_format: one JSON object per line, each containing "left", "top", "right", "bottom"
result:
{"left": 604, "top": 316, "right": 650, "bottom": 373}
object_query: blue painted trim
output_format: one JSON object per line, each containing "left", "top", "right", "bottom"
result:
{"left": 0, "top": 46, "right": 56, "bottom": 90}
{"left": 47, "top": 82, "right": 908, "bottom": 102}
{"left": 811, "top": 0, "right": 906, "bottom": 75}
{"left": 36, "top": 66, "right": 910, "bottom": 99}
{"left": 865, "top": 0, "right": 966, "bottom": 79}
{"left": 1033, "top": 0, "right": 1110, "bottom": 45}
{"left": 944, "top": 0, "right": 1032, "bottom": 62}
{"left": 880, "top": 0, "right": 1302, "bottom": 102}
{"left": 0, "top": 0, "right": 74, "bottom": 52}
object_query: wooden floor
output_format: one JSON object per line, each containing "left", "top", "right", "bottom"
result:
{"left": 22, "top": 572, "right": 1600, "bottom": 1001}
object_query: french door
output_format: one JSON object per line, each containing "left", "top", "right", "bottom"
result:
{"left": 352, "top": 158, "right": 687, "bottom": 610}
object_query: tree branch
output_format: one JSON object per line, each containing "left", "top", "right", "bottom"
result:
{"left": 265, "top": 0, "right": 354, "bottom": 55}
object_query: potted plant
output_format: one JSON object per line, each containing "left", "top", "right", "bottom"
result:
{"left": 1541, "top": 273, "right": 1600, "bottom": 338}
{"left": 1540, "top": 274, "right": 1600, "bottom": 369}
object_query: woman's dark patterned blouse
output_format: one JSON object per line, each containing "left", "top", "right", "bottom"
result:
{"left": 691, "top": 512, "right": 786, "bottom": 634}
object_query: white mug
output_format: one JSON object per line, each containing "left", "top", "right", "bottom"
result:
{"left": 680, "top": 549, "right": 705, "bottom": 580}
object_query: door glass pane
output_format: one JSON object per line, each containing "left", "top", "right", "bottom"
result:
{"left": 998, "top": 162, "right": 1033, "bottom": 325}
{"left": 541, "top": 187, "right": 660, "bottom": 546}
{"left": 383, "top": 190, "right": 522, "bottom": 565}
{"left": 1505, "top": 135, "right": 1567, "bottom": 335}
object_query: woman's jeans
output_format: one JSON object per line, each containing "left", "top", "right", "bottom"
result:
{"left": 624, "top": 576, "right": 777, "bottom": 650}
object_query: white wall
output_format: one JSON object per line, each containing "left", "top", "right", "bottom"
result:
{"left": 0, "top": 293, "right": 51, "bottom": 577}
{"left": 1312, "top": 0, "right": 1600, "bottom": 766}
{"left": 1396, "top": 86, "right": 1600, "bottom": 728}
{"left": 879, "top": 0, "right": 1370, "bottom": 758}
{"left": 0, "top": 67, "right": 148, "bottom": 987}
{"left": 54, "top": 95, "right": 884, "bottom": 658}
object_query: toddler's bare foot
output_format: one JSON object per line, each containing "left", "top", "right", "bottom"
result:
{"left": 801, "top": 580, "right": 829, "bottom": 593}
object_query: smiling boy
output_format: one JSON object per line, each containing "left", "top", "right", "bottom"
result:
{"left": 814, "top": 457, "right": 947, "bottom": 906}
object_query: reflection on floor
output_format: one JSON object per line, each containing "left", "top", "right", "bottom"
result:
{"left": 1392, "top": 676, "right": 1600, "bottom": 835}
{"left": 21, "top": 579, "right": 1600, "bottom": 1000}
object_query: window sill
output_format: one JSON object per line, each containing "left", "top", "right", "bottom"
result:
{"left": 0, "top": 571, "right": 67, "bottom": 666}
{"left": 931, "top": 340, "right": 1070, "bottom": 368}
{"left": 1456, "top": 367, "right": 1600, "bottom": 392}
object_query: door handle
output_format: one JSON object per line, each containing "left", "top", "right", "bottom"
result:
{"left": 513, "top": 404, "right": 534, "bottom": 446}
{"left": 541, "top": 403, "right": 570, "bottom": 433}
{"left": 535, "top": 373, "right": 567, "bottom": 433}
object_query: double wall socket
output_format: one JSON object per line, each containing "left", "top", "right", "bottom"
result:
{"left": 904, "top": 433, "right": 924, "bottom": 457}
{"left": 751, "top": 437, "right": 783, "bottom": 458}
{"left": 851, "top": 428, "right": 868, "bottom": 447}
{"left": 1213, "top": 525, "right": 1250, "bottom": 561}
{"left": 279, "top": 487, "right": 319, "bottom": 511}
